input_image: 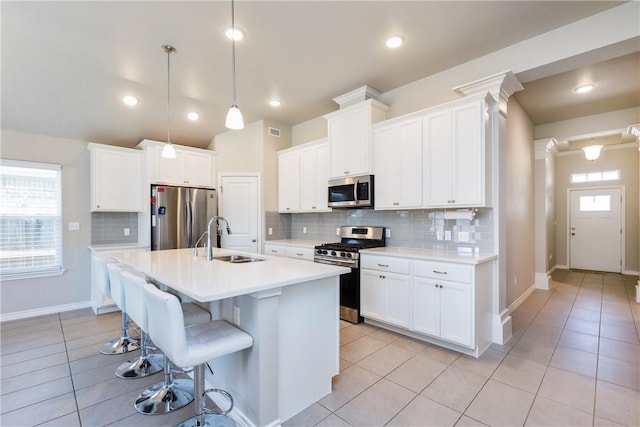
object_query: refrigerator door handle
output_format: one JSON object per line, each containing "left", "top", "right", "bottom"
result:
{"left": 186, "top": 198, "right": 193, "bottom": 246}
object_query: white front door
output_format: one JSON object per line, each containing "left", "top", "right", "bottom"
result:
{"left": 569, "top": 188, "right": 622, "bottom": 273}
{"left": 219, "top": 175, "right": 260, "bottom": 253}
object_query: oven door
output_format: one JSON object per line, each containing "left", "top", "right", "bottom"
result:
{"left": 338, "top": 268, "right": 362, "bottom": 324}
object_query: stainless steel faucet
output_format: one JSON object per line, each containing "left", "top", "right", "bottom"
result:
{"left": 204, "top": 216, "right": 232, "bottom": 260}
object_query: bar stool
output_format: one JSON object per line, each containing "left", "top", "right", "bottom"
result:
{"left": 142, "top": 282, "right": 253, "bottom": 427}
{"left": 115, "top": 269, "right": 164, "bottom": 379}
{"left": 96, "top": 256, "right": 138, "bottom": 355}
{"left": 134, "top": 282, "right": 213, "bottom": 415}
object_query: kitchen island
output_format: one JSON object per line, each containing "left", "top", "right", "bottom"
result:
{"left": 112, "top": 247, "right": 349, "bottom": 426}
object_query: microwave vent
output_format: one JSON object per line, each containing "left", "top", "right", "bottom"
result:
{"left": 268, "top": 127, "right": 281, "bottom": 137}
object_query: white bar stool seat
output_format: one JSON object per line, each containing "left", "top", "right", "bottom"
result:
{"left": 99, "top": 260, "right": 138, "bottom": 355}
{"left": 115, "top": 270, "right": 164, "bottom": 379}
{"left": 143, "top": 283, "right": 253, "bottom": 427}
{"left": 134, "top": 283, "right": 212, "bottom": 415}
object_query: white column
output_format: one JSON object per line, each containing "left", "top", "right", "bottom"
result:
{"left": 626, "top": 124, "right": 640, "bottom": 302}
{"left": 534, "top": 138, "right": 558, "bottom": 290}
{"left": 453, "top": 70, "right": 523, "bottom": 345}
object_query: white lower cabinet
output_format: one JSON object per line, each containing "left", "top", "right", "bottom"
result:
{"left": 263, "top": 242, "right": 315, "bottom": 262}
{"left": 360, "top": 253, "right": 494, "bottom": 356}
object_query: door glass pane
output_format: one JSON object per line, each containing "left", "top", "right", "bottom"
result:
{"left": 579, "top": 195, "right": 611, "bottom": 211}
{"left": 601, "top": 170, "right": 620, "bottom": 181}
{"left": 571, "top": 173, "right": 587, "bottom": 183}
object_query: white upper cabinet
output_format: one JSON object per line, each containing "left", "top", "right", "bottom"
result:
{"left": 139, "top": 140, "right": 216, "bottom": 188}
{"left": 299, "top": 141, "right": 330, "bottom": 212}
{"left": 278, "top": 149, "right": 301, "bottom": 213}
{"left": 278, "top": 139, "right": 331, "bottom": 213}
{"left": 373, "top": 117, "right": 423, "bottom": 209}
{"left": 88, "top": 143, "right": 144, "bottom": 212}
{"left": 423, "top": 94, "right": 493, "bottom": 208}
{"left": 324, "top": 99, "right": 388, "bottom": 179}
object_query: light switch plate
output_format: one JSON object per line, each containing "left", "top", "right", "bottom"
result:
{"left": 303, "top": 227, "right": 307, "bottom": 234}
{"left": 458, "top": 231, "right": 469, "bottom": 242}
{"left": 268, "top": 227, "right": 273, "bottom": 235}
{"left": 385, "top": 229, "right": 391, "bottom": 238}
{"left": 336, "top": 227, "right": 340, "bottom": 236}
{"left": 444, "top": 230, "right": 452, "bottom": 241}
{"left": 123, "top": 228, "right": 130, "bottom": 236}
{"left": 68, "top": 222, "right": 80, "bottom": 231}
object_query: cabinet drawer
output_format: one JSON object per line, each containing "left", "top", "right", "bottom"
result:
{"left": 413, "top": 261, "right": 471, "bottom": 283}
{"left": 361, "top": 255, "right": 410, "bottom": 274}
{"left": 264, "top": 244, "right": 285, "bottom": 257}
{"left": 286, "top": 246, "right": 314, "bottom": 261}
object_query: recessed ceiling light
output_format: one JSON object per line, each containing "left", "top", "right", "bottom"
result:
{"left": 269, "top": 99, "right": 281, "bottom": 107}
{"left": 385, "top": 34, "right": 405, "bottom": 49}
{"left": 224, "top": 25, "right": 245, "bottom": 41}
{"left": 575, "top": 84, "right": 595, "bottom": 94}
{"left": 187, "top": 112, "right": 200, "bottom": 121}
{"left": 122, "top": 95, "right": 138, "bottom": 106}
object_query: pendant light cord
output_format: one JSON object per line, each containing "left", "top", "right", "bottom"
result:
{"left": 231, "top": 0, "right": 237, "bottom": 106}
{"left": 162, "top": 44, "right": 176, "bottom": 144}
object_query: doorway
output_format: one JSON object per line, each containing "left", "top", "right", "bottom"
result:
{"left": 569, "top": 187, "right": 623, "bottom": 273}
{"left": 218, "top": 174, "right": 261, "bottom": 253}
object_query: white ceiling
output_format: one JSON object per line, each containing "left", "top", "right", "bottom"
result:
{"left": 1, "top": 1, "right": 636, "bottom": 150}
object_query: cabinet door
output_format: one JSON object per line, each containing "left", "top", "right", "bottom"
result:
{"left": 328, "top": 114, "right": 349, "bottom": 178}
{"left": 383, "top": 272, "right": 412, "bottom": 328}
{"left": 347, "top": 107, "right": 371, "bottom": 176}
{"left": 360, "top": 269, "right": 385, "bottom": 321}
{"left": 299, "top": 146, "right": 318, "bottom": 211}
{"left": 372, "top": 125, "right": 397, "bottom": 209}
{"left": 155, "top": 148, "right": 186, "bottom": 185}
{"left": 439, "top": 281, "right": 473, "bottom": 347}
{"left": 451, "top": 102, "right": 483, "bottom": 206}
{"left": 263, "top": 244, "right": 285, "bottom": 257}
{"left": 92, "top": 149, "right": 143, "bottom": 211}
{"left": 412, "top": 277, "right": 441, "bottom": 336}
{"left": 184, "top": 151, "right": 214, "bottom": 187}
{"left": 395, "top": 119, "right": 423, "bottom": 208}
{"left": 423, "top": 110, "right": 452, "bottom": 207}
{"left": 278, "top": 151, "right": 300, "bottom": 212}
{"left": 314, "top": 143, "right": 330, "bottom": 211}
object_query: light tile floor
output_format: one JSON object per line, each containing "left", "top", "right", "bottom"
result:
{"left": 1, "top": 270, "right": 639, "bottom": 426}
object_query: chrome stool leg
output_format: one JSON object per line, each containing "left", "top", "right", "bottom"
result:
{"left": 177, "top": 364, "right": 236, "bottom": 427}
{"left": 99, "top": 311, "right": 139, "bottom": 355}
{"left": 116, "top": 330, "right": 163, "bottom": 378}
{"left": 134, "top": 354, "right": 194, "bottom": 414}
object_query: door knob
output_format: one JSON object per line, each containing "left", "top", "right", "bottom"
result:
{"left": 251, "top": 239, "right": 257, "bottom": 243}
{"left": 571, "top": 233, "right": 575, "bottom": 236}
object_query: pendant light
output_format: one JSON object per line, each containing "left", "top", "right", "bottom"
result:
{"left": 161, "top": 44, "right": 177, "bottom": 159}
{"left": 225, "top": 0, "right": 244, "bottom": 130}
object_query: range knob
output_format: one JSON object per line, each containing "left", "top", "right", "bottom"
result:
{"left": 339, "top": 252, "right": 346, "bottom": 257}
{"left": 331, "top": 251, "right": 336, "bottom": 256}
{"left": 346, "top": 253, "right": 352, "bottom": 258}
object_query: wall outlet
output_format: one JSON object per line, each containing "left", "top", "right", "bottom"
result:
{"left": 268, "top": 227, "right": 273, "bottom": 236}
{"left": 444, "top": 230, "right": 452, "bottom": 241}
{"left": 458, "top": 231, "right": 469, "bottom": 242}
{"left": 68, "top": 222, "right": 80, "bottom": 231}
{"left": 385, "top": 229, "right": 391, "bottom": 238}
{"left": 514, "top": 276, "right": 518, "bottom": 287}
{"left": 123, "top": 228, "right": 130, "bottom": 236}
{"left": 436, "top": 230, "right": 444, "bottom": 241}
{"left": 233, "top": 305, "right": 240, "bottom": 325}
{"left": 336, "top": 227, "right": 340, "bottom": 236}
{"left": 303, "top": 227, "right": 307, "bottom": 234}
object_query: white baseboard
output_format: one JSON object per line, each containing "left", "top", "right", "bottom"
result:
{"left": 508, "top": 283, "right": 537, "bottom": 313}
{"left": 0, "top": 301, "right": 92, "bottom": 323}
{"left": 636, "top": 281, "right": 640, "bottom": 304}
{"left": 623, "top": 269, "right": 639, "bottom": 276}
{"left": 492, "top": 310, "right": 512, "bottom": 345}
{"left": 556, "top": 264, "right": 569, "bottom": 270}
{"left": 535, "top": 273, "right": 551, "bottom": 290}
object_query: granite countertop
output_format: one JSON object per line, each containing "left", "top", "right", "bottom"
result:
{"left": 111, "top": 247, "right": 349, "bottom": 302}
{"left": 360, "top": 247, "right": 497, "bottom": 265}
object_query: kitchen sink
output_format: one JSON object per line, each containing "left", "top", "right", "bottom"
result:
{"left": 213, "top": 254, "right": 265, "bottom": 263}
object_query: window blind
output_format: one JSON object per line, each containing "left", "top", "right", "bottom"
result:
{"left": 0, "top": 159, "right": 63, "bottom": 278}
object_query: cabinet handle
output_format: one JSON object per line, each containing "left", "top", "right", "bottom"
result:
{"left": 296, "top": 252, "right": 303, "bottom": 256}
{"left": 393, "top": 202, "right": 399, "bottom": 206}
{"left": 435, "top": 284, "right": 443, "bottom": 289}
{"left": 312, "top": 206, "right": 316, "bottom": 209}
{"left": 379, "top": 275, "right": 386, "bottom": 279}
{"left": 271, "top": 250, "right": 278, "bottom": 253}
{"left": 286, "top": 207, "right": 291, "bottom": 210}
{"left": 344, "top": 171, "right": 349, "bottom": 174}
{"left": 433, "top": 270, "right": 447, "bottom": 275}
{"left": 96, "top": 205, "right": 100, "bottom": 208}
{"left": 378, "top": 263, "right": 389, "bottom": 268}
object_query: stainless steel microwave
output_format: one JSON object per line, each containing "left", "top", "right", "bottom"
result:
{"left": 328, "top": 175, "right": 374, "bottom": 208}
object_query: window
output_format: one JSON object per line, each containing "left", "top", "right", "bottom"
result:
{"left": 571, "top": 169, "right": 620, "bottom": 184}
{"left": 579, "top": 195, "right": 611, "bottom": 212}
{"left": 0, "top": 160, "right": 63, "bottom": 279}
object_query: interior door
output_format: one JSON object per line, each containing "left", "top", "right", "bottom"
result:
{"left": 569, "top": 188, "right": 622, "bottom": 272}
{"left": 219, "top": 175, "right": 260, "bottom": 253}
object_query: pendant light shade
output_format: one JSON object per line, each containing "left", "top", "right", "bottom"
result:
{"left": 582, "top": 144, "right": 603, "bottom": 161}
{"left": 162, "top": 44, "right": 177, "bottom": 159}
{"left": 226, "top": 0, "right": 244, "bottom": 130}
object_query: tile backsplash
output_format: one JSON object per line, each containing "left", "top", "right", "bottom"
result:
{"left": 264, "top": 211, "right": 292, "bottom": 240}
{"left": 270, "top": 208, "right": 494, "bottom": 253}
{"left": 91, "top": 212, "right": 138, "bottom": 244}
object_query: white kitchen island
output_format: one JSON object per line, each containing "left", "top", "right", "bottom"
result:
{"left": 111, "top": 247, "right": 349, "bottom": 427}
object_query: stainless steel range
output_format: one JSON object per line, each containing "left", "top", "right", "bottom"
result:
{"left": 314, "top": 226, "right": 385, "bottom": 323}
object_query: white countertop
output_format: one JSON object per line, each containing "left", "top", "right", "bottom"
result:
{"left": 111, "top": 247, "right": 349, "bottom": 302}
{"left": 88, "top": 243, "right": 150, "bottom": 251}
{"left": 360, "top": 247, "right": 497, "bottom": 265}
{"left": 264, "top": 239, "right": 332, "bottom": 248}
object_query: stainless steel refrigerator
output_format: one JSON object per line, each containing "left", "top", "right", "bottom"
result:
{"left": 151, "top": 185, "right": 217, "bottom": 250}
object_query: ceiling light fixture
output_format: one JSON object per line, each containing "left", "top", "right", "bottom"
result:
{"left": 122, "top": 95, "right": 138, "bottom": 106}
{"left": 575, "top": 84, "right": 594, "bottom": 94}
{"left": 582, "top": 144, "right": 603, "bottom": 161}
{"left": 385, "top": 34, "right": 405, "bottom": 49}
{"left": 187, "top": 112, "right": 200, "bottom": 121}
{"left": 269, "top": 99, "right": 281, "bottom": 107}
{"left": 161, "top": 44, "right": 177, "bottom": 159}
{"left": 225, "top": 0, "right": 244, "bottom": 130}
{"left": 224, "top": 25, "right": 245, "bottom": 41}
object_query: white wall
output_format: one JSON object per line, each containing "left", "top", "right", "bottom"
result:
{"left": 1, "top": 130, "right": 92, "bottom": 317}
